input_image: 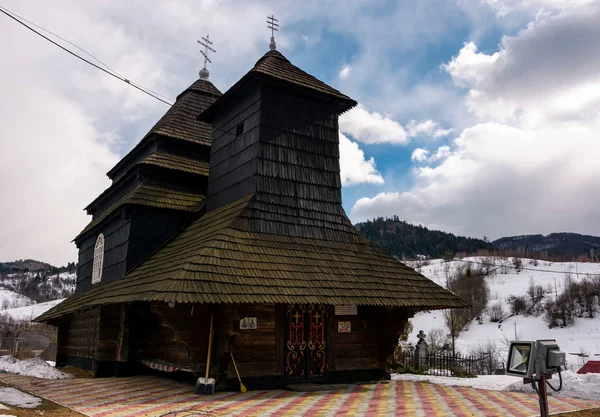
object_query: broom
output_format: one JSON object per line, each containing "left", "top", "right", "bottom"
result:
{"left": 195, "top": 312, "right": 215, "bottom": 395}
{"left": 230, "top": 351, "right": 247, "bottom": 393}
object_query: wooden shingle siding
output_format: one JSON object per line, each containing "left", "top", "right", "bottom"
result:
{"left": 76, "top": 185, "right": 204, "bottom": 240}
{"left": 108, "top": 79, "right": 221, "bottom": 181}
{"left": 76, "top": 214, "right": 130, "bottom": 293}
{"left": 109, "top": 141, "right": 158, "bottom": 184}
{"left": 206, "top": 86, "right": 261, "bottom": 211}
{"left": 140, "top": 151, "right": 210, "bottom": 176}
{"left": 126, "top": 207, "right": 190, "bottom": 271}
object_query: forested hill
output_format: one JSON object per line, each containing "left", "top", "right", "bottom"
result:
{"left": 493, "top": 233, "right": 600, "bottom": 258}
{"left": 355, "top": 217, "right": 493, "bottom": 260}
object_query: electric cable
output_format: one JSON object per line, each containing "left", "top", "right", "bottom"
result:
{"left": 0, "top": 5, "right": 174, "bottom": 106}
{"left": 546, "top": 368, "right": 563, "bottom": 392}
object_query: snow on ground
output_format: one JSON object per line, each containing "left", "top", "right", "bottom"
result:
{"left": 407, "top": 257, "right": 600, "bottom": 370}
{"left": 0, "top": 387, "right": 41, "bottom": 408}
{"left": 507, "top": 371, "right": 600, "bottom": 401}
{"left": 0, "top": 299, "right": 64, "bottom": 321}
{"left": 393, "top": 372, "right": 517, "bottom": 391}
{"left": 394, "top": 370, "right": 600, "bottom": 400}
{"left": 0, "top": 356, "right": 71, "bottom": 379}
{"left": 0, "top": 289, "right": 33, "bottom": 311}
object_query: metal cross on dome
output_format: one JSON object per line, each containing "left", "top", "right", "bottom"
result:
{"left": 267, "top": 14, "right": 279, "bottom": 50}
{"left": 197, "top": 35, "right": 215, "bottom": 79}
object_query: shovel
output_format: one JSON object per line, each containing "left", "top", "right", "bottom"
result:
{"left": 195, "top": 312, "right": 215, "bottom": 395}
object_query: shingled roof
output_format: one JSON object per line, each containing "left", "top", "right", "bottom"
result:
{"left": 107, "top": 79, "right": 221, "bottom": 180}
{"left": 75, "top": 184, "right": 205, "bottom": 240}
{"left": 38, "top": 194, "right": 467, "bottom": 321}
{"left": 199, "top": 50, "right": 357, "bottom": 122}
{"left": 140, "top": 151, "right": 210, "bottom": 176}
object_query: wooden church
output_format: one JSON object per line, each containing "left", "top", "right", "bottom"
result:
{"left": 38, "top": 30, "right": 467, "bottom": 389}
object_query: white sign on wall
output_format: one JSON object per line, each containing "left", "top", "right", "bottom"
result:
{"left": 240, "top": 317, "right": 257, "bottom": 330}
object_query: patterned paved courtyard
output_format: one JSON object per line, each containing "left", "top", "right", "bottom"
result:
{"left": 1, "top": 373, "right": 599, "bottom": 417}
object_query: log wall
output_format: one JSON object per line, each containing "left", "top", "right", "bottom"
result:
{"left": 330, "top": 309, "right": 378, "bottom": 371}
{"left": 57, "top": 308, "right": 99, "bottom": 360}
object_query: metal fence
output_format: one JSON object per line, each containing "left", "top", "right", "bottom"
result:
{"left": 397, "top": 351, "right": 502, "bottom": 376}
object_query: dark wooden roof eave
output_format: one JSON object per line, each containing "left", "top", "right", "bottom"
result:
{"left": 198, "top": 54, "right": 357, "bottom": 123}
{"left": 74, "top": 185, "right": 206, "bottom": 242}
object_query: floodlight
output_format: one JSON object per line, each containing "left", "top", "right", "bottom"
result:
{"left": 507, "top": 342, "right": 535, "bottom": 377}
{"left": 506, "top": 339, "right": 565, "bottom": 417}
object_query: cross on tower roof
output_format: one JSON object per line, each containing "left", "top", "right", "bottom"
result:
{"left": 266, "top": 15, "right": 279, "bottom": 51}
{"left": 197, "top": 35, "right": 216, "bottom": 79}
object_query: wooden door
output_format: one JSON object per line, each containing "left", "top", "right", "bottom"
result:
{"left": 285, "top": 303, "right": 328, "bottom": 378}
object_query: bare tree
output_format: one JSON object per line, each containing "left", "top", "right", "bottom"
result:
{"left": 486, "top": 302, "right": 506, "bottom": 322}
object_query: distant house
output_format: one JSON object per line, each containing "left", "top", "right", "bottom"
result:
{"left": 578, "top": 360, "right": 600, "bottom": 374}
{"left": 37, "top": 41, "right": 466, "bottom": 389}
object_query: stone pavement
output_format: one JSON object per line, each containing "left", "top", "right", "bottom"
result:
{"left": 1, "top": 373, "right": 599, "bottom": 417}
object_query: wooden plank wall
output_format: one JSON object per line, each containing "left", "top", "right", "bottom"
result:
{"left": 57, "top": 308, "right": 99, "bottom": 359}
{"left": 329, "top": 306, "right": 410, "bottom": 372}
{"left": 96, "top": 305, "right": 128, "bottom": 362}
{"left": 217, "top": 304, "right": 278, "bottom": 379}
{"left": 329, "top": 307, "right": 378, "bottom": 371}
{"left": 127, "top": 302, "right": 211, "bottom": 373}
{"left": 127, "top": 302, "right": 279, "bottom": 380}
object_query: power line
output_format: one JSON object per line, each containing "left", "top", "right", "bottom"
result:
{"left": 0, "top": 5, "right": 174, "bottom": 106}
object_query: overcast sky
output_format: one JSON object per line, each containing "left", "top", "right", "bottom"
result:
{"left": 1, "top": 0, "right": 599, "bottom": 266}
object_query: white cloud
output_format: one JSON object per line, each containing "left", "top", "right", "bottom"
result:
{"left": 406, "top": 120, "right": 436, "bottom": 136}
{"left": 352, "top": 3, "right": 600, "bottom": 239}
{"left": 444, "top": 4, "right": 600, "bottom": 123}
{"left": 411, "top": 148, "right": 429, "bottom": 162}
{"left": 339, "top": 64, "right": 353, "bottom": 80}
{"left": 429, "top": 145, "right": 451, "bottom": 162}
{"left": 340, "top": 105, "right": 409, "bottom": 144}
{"left": 481, "top": 0, "right": 595, "bottom": 17}
{"left": 340, "top": 105, "right": 451, "bottom": 145}
{"left": 433, "top": 128, "right": 453, "bottom": 138}
{"left": 339, "top": 134, "right": 384, "bottom": 186}
{"left": 0, "top": 88, "right": 119, "bottom": 265}
{"left": 352, "top": 119, "right": 600, "bottom": 237}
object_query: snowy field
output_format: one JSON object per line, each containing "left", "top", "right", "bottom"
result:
{"left": 407, "top": 257, "right": 600, "bottom": 371}
{"left": 393, "top": 370, "right": 600, "bottom": 400}
{"left": 0, "top": 299, "right": 65, "bottom": 322}
{"left": 0, "top": 289, "right": 33, "bottom": 311}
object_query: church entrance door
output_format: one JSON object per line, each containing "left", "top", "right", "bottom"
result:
{"left": 284, "top": 303, "right": 328, "bottom": 378}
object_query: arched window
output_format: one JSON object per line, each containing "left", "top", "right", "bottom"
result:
{"left": 91, "top": 233, "right": 105, "bottom": 284}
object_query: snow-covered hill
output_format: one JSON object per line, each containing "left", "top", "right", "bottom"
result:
{"left": 0, "top": 288, "right": 34, "bottom": 310}
{"left": 1, "top": 299, "right": 65, "bottom": 321}
{"left": 0, "top": 271, "right": 75, "bottom": 301}
{"left": 0, "top": 271, "right": 74, "bottom": 324}
{"left": 407, "top": 257, "right": 600, "bottom": 371}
